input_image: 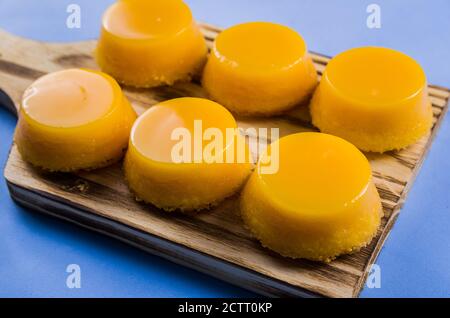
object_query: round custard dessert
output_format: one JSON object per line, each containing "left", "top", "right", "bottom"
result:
{"left": 202, "top": 22, "right": 317, "bottom": 116}
{"left": 14, "top": 69, "right": 137, "bottom": 172}
{"left": 124, "top": 97, "right": 253, "bottom": 211}
{"left": 310, "top": 47, "right": 433, "bottom": 152}
{"left": 96, "top": 0, "right": 207, "bottom": 87}
{"left": 240, "top": 133, "right": 383, "bottom": 262}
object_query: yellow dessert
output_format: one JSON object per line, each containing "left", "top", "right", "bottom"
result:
{"left": 15, "top": 68, "right": 136, "bottom": 171}
{"left": 240, "top": 132, "right": 382, "bottom": 262}
{"left": 96, "top": 0, "right": 207, "bottom": 87}
{"left": 202, "top": 22, "right": 317, "bottom": 116}
{"left": 124, "top": 97, "right": 252, "bottom": 211}
{"left": 310, "top": 47, "right": 432, "bottom": 152}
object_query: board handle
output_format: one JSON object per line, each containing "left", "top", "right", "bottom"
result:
{"left": 0, "top": 28, "right": 40, "bottom": 118}
{"left": 0, "top": 27, "right": 95, "bottom": 119}
{"left": 0, "top": 88, "right": 17, "bottom": 117}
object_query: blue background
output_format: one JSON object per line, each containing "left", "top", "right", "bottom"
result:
{"left": 0, "top": 0, "right": 449, "bottom": 297}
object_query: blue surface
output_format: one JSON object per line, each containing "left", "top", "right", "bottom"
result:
{"left": 0, "top": 0, "right": 449, "bottom": 297}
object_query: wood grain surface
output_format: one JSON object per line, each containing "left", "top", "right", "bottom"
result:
{"left": 1, "top": 23, "right": 449, "bottom": 298}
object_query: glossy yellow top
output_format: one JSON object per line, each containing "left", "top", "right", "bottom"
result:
{"left": 97, "top": 0, "right": 207, "bottom": 87}
{"left": 22, "top": 69, "right": 114, "bottom": 127}
{"left": 103, "top": 0, "right": 193, "bottom": 40}
{"left": 15, "top": 68, "right": 136, "bottom": 172}
{"left": 240, "top": 132, "right": 382, "bottom": 261}
{"left": 202, "top": 22, "right": 317, "bottom": 115}
{"left": 131, "top": 97, "right": 237, "bottom": 163}
{"left": 326, "top": 47, "right": 426, "bottom": 106}
{"left": 214, "top": 22, "right": 307, "bottom": 72}
{"left": 258, "top": 133, "right": 371, "bottom": 217}
{"left": 124, "top": 97, "right": 251, "bottom": 211}
{"left": 310, "top": 46, "right": 432, "bottom": 152}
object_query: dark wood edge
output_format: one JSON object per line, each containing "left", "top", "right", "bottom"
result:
{"left": 5, "top": 180, "right": 322, "bottom": 298}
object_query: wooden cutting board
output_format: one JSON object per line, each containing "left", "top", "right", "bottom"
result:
{"left": 1, "top": 23, "right": 449, "bottom": 298}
